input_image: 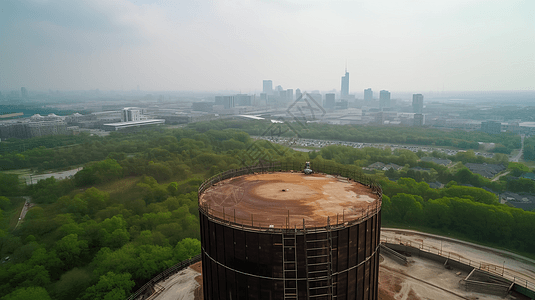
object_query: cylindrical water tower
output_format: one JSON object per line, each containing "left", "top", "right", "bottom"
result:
{"left": 198, "top": 163, "right": 382, "bottom": 300}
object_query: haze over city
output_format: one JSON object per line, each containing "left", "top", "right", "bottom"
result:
{"left": 1, "top": 0, "right": 534, "bottom": 92}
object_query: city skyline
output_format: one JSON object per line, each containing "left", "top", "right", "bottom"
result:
{"left": 1, "top": 0, "right": 534, "bottom": 92}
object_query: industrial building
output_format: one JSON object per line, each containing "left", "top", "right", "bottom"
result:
{"left": 0, "top": 113, "right": 68, "bottom": 139}
{"left": 412, "top": 94, "right": 423, "bottom": 114}
{"left": 198, "top": 163, "right": 382, "bottom": 299}
{"left": 379, "top": 91, "right": 390, "bottom": 110}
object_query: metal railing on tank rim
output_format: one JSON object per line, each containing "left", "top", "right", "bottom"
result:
{"left": 198, "top": 161, "right": 383, "bottom": 232}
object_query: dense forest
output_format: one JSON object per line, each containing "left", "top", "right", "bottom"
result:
{"left": 0, "top": 122, "right": 534, "bottom": 299}
{"left": 188, "top": 119, "right": 521, "bottom": 154}
{"left": 0, "top": 120, "right": 521, "bottom": 172}
{"left": 460, "top": 106, "right": 535, "bottom": 122}
{"left": 524, "top": 136, "right": 535, "bottom": 161}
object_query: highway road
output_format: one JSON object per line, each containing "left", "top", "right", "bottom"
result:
{"left": 15, "top": 196, "right": 33, "bottom": 229}
{"left": 511, "top": 134, "right": 525, "bottom": 162}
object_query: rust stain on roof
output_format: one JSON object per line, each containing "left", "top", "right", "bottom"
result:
{"left": 199, "top": 172, "right": 379, "bottom": 228}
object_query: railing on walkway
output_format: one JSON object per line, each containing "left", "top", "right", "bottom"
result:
{"left": 381, "top": 237, "right": 535, "bottom": 291}
{"left": 126, "top": 254, "right": 202, "bottom": 300}
{"left": 198, "top": 161, "right": 383, "bottom": 231}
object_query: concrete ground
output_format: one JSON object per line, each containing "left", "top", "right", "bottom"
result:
{"left": 15, "top": 196, "right": 33, "bottom": 229}
{"left": 379, "top": 254, "right": 507, "bottom": 300}
{"left": 381, "top": 228, "right": 535, "bottom": 289}
{"left": 23, "top": 167, "right": 83, "bottom": 185}
{"left": 150, "top": 267, "right": 200, "bottom": 300}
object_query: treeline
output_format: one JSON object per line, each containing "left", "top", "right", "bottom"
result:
{"left": 312, "top": 145, "right": 507, "bottom": 191}
{"left": 524, "top": 136, "right": 535, "bottom": 161}
{"left": 0, "top": 119, "right": 522, "bottom": 172}
{"left": 380, "top": 179, "right": 535, "bottom": 252}
{"left": 0, "top": 133, "right": 96, "bottom": 156}
{"left": 188, "top": 119, "right": 521, "bottom": 153}
{"left": 316, "top": 144, "right": 509, "bottom": 167}
{"left": 460, "top": 106, "right": 535, "bottom": 122}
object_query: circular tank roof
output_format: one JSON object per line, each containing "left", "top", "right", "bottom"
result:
{"left": 199, "top": 172, "right": 380, "bottom": 228}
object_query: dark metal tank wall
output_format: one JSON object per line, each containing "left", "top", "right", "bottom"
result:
{"left": 200, "top": 210, "right": 381, "bottom": 300}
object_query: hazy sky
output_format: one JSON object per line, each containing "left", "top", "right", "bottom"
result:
{"left": 1, "top": 0, "right": 534, "bottom": 93}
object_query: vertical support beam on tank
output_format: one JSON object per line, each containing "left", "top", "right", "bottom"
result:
{"left": 303, "top": 219, "right": 310, "bottom": 300}
{"left": 288, "top": 210, "right": 290, "bottom": 229}
{"left": 327, "top": 217, "right": 334, "bottom": 300}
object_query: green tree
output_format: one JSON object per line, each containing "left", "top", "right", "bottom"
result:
{"left": 424, "top": 198, "right": 451, "bottom": 228}
{"left": 0, "top": 174, "right": 21, "bottom": 197}
{"left": 2, "top": 287, "right": 51, "bottom": 300}
{"left": 389, "top": 193, "right": 424, "bottom": 224}
{"left": 441, "top": 186, "right": 498, "bottom": 205}
{"left": 174, "top": 238, "right": 201, "bottom": 261}
{"left": 508, "top": 162, "right": 530, "bottom": 176}
{"left": 53, "top": 268, "right": 92, "bottom": 300}
{"left": 75, "top": 159, "right": 123, "bottom": 186}
{"left": 0, "top": 196, "right": 11, "bottom": 210}
{"left": 80, "top": 272, "right": 135, "bottom": 300}
{"left": 55, "top": 234, "right": 88, "bottom": 268}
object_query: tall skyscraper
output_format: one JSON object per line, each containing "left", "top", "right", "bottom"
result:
{"left": 286, "top": 89, "right": 293, "bottom": 102}
{"left": 379, "top": 90, "right": 391, "bottom": 109}
{"left": 223, "top": 96, "right": 235, "bottom": 109}
{"left": 324, "top": 93, "right": 336, "bottom": 109}
{"left": 295, "top": 89, "right": 302, "bottom": 100}
{"left": 21, "top": 87, "right": 28, "bottom": 99}
{"left": 263, "top": 80, "right": 273, "bottom": 95}
{"left": 236, "top": 94, "right": 252, "bottom": 106}
{"left": 364, "top": 88, "right": 373, "bottom": 102}
{"left": 412, "top": 94, "right": 424, "bottom": 114}
{"left": 341, "top": 69, "right": 349, "bottom": 98}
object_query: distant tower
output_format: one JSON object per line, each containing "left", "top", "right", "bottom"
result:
{"left": 412, "top": 94, "right": 424, "bottom": 114}
{"left": 324, "top": 93, "right": 335, "bottom": 109}
{"left": 364, "top": 88, "right": 373, "bottom": 102}
{"left": 122, "top": 107, "right": 142, "bottom": 122}
{"left": 286, "top": 89, "right": 294, "bottom": 102}
{"left": 263, "top": 80, "right": 273, "bottom": 95}
{"left": 21, "top": 87, "right": 28, "bottom": 99}
{"left": 379, "top": 90, "right": 391, "bottom": 110}
{"left": 341, "top": 68, "right": 349, "bottom": 98}
{"left": 296, "top": 88, "right": 302, "bottom": 100}
{"left": 223, "top": 96, "right": 235, "bottom": 109}
{"left": 414, "top": 114, "right": 425, "bottom": 126}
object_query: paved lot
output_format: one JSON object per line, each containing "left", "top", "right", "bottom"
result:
{"left": 381, "top": 228, "right": 535, "bottom": 288}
